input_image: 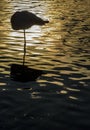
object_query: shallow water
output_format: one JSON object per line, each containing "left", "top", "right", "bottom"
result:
{"left": 0, "top": 0, "right": 90, "bottom": 129}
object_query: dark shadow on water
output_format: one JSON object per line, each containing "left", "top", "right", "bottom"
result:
{"left": 10, "top": 64, "right": 44, "bottom": 82}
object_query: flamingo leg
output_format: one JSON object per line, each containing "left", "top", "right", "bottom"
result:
{"left": 23, "top": 29, "right": 26, "bottom": 65}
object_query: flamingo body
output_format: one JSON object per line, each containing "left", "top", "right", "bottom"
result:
{"left": 11, "top": 11, "right": 49, "bottom": 30}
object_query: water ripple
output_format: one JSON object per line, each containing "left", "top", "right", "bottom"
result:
{"left": 0, "top": 0, "right": 90, "bottom": 129}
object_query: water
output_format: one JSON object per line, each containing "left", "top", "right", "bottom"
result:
{"left": 0, "top": 0, "right": 90, "bottom": 129}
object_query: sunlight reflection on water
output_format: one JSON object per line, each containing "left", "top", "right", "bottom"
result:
{"left": 0, "top": 0, "right": 90, "bottom": 87}
{"left": 0, "top": 0, "right": 90, "bottom": 129}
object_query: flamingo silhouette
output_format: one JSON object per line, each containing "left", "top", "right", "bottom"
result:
{"left": 10, "top": 11, "right": 49, "bottom": 82}
{"left": 11, "top": 10, "right": 49, "bottom": 65}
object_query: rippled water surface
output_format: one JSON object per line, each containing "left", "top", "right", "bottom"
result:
{"left": 0, "top": 0, "right": 90, "bottom": 129}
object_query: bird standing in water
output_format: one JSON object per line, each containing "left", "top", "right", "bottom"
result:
{"left": 11, "top": 10, "right": 49, "bottom": 65}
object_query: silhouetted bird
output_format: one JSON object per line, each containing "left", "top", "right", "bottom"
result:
{"left": 10, "top": 11, "right": 49, "bottom": 82}
{"left": 11, "top": 10, "right": 49, "bottom": 65}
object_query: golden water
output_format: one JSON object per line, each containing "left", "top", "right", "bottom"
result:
{"left": 0, "top": 0, "right": 90, "bottom": 129}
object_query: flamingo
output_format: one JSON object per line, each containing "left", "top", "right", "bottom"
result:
{"left": 11, "top": 10, "right": 49, "bottom": 65}
{"left": 10, "top": 11, "right": 49, "bottom": 82}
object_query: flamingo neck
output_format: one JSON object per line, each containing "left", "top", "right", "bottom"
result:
{"left": 23, "top": 29, "right": 26, "bottom": 66}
